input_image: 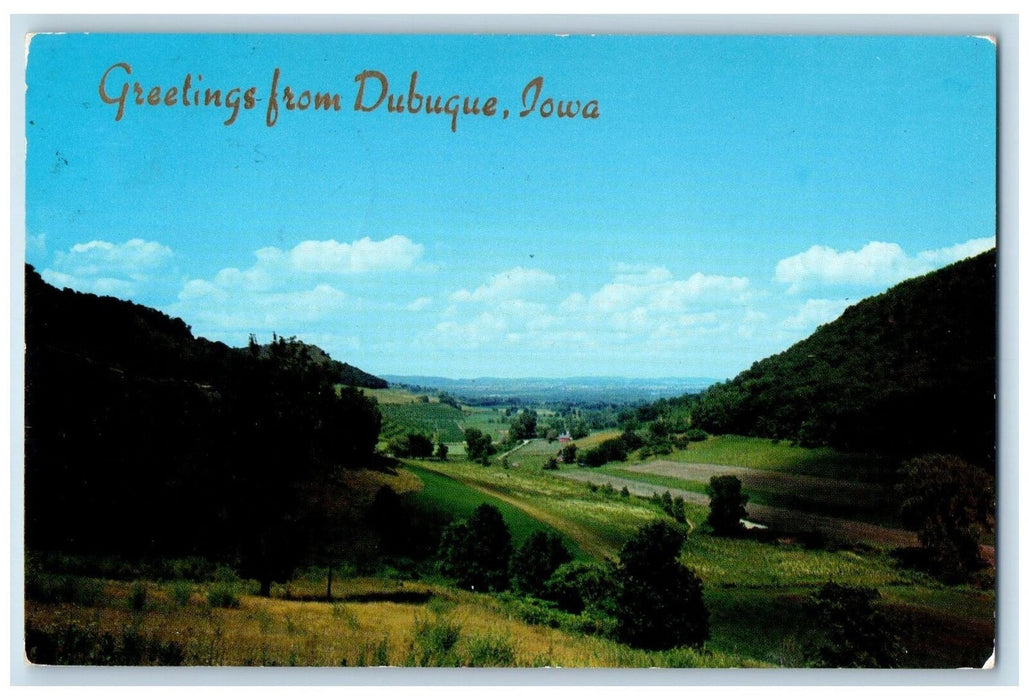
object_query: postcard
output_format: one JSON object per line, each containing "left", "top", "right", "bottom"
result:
{"left": 19, "top": 29, "right": 999, "bottom": 674}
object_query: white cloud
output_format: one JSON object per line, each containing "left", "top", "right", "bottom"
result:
{"left": 579, "top": 270, "right": 751, "bottom": 314}
{"left": 611, "top": 264, "right": 673, "bottom": 284}
{"left": 781, "top": 298, "right": 852, "bottom": 332}
{"left": 406, "top": 296, "right": 433, "bottom": 312}
{"left": 450, "top": 266, "right": 556, "bottom": 303}
{"left": 27, "top": 233, "right": 47, "bottom": 257}
{"left": 41, "top": 237, "right": 174, "bottom": 298}
{"left": 166, "top": 235, "right": 425, "bottom": 350}
{"left": 288, "top": 235, "right": 423, "bottom": 274}
{"left": 917, "top": 237, "right": 996, "bottom": 266}
{"left": 775, "top": 237, "right": 995, "bottom": 292}
{"left": 424, "top": 263, "right": 758, "bottom": 371}
{"left": 172, "top": 282, "right": 351, "bottom": 331}
{"left": 56, "top": 238, "right": 173, "bottom": 277}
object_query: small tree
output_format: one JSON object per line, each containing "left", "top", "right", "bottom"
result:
{"left": 559, "top": 443, "right": 578, "bottom": 465}
{"left": 897, "top": 454, "right": 994, "bottom": 581}
{"left": 808, "top": 582, "right": 904, "bottom": 668}
{"left": 438, "top": 503, "right": 512, "bottom": 591}
{"left": 434, "top": 442, "right": 449, "bottom": 461}
{"left": 706, "top": 475, "right": 749, "bottom": 535}
{"left": 464, "top": 428, "right": 496, "bottom": 465}
{"left": 613, "top": 520, "right": 709, "bottom": 650}
{"left": 511, "top": 531, "right": 572, "bottom": 598}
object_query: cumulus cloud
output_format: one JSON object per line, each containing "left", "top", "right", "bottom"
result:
{"left": 41, "top": 237, "right": 174, "bottom": 298}
{"left": 775, "top": 237, "right": 994, "bottom": 292}
{"left": 450, "top": 266, "right": 556, "bottom": 303}
{"left": 781, "top": 298, "right": 852, "bottom": 332}
{"left": 406, "top": 296, "right": 433, "bottom": 312}
{"left": 165, "top": 235, "right": 427, "bottom": 351}
{"left": 425, "top": 263, "right": 757, "bottom": 370}
{"left": 288, "top": 235, "right": 423, "bottom": 274}
{"left": 578, "top": 269, "right": 751, "bottom": 314}
{"left": 54, "top": 238, "right": 173, "bottom": 277}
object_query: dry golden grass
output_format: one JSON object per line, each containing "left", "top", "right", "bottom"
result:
{"left": 25, "top": 578, "right": 758, "bottom": 668}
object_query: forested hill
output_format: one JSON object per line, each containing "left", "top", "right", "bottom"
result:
{"left": 24, "top": 264, "right": 386, "bottom": 388}
{"left": 24, "top": 265, "right": 382, "bottom": 576}
{"left": 693, "top": 249, "right": 996, "bottom": 469}
{"left": 255, "top": 341, "right": 387, "bottom": 388}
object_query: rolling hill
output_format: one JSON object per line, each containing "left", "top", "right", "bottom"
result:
{"left": 693, "top": 249, "right": 996, "bottom": 469}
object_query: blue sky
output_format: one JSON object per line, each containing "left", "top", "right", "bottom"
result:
{"left": 24, "top": 34, "right": 996, "bottom": 379}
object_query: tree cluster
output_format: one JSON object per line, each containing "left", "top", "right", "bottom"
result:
{"left": 436, "top": 506, "right": 709, "bottom": 651}
{"left": 508, "top": 409, "right": 539, "bottom": 440}
{"left": 387, "top": 433, "right": 435, "bottom": 458}
{"left": 897, "top": 454, "right": 994, "bottom": 581}
{"left": 463, "top": 428, "right": 497, "bottom": 465}
{"left": 613, "top": 520, "right": 709, "bottom": 650}
{"left": 24, "top": 267, "right": 383, "bottom": 595}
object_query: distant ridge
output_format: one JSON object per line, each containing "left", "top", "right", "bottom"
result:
{"left": 693, "top": 249, "right": 996, "bottom": 468}
{"left": 382, "top": 375, "right": 719, "bottom": 404}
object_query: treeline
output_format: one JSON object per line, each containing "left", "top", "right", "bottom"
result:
{"left": 24, "top": 265, "right": 382, "bottom": 594}
{"left": 692, "top": 250, "right": 996, "bottom": 469}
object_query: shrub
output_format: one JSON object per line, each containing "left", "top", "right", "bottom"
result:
{"left": 465, "top": 632, "right": 516, "bottom": 667}
{"left": 807, "top": 582, "right": 905, "bottom": 668}
{"left": 25, "top": 573, "right": 105, "bottom": 606}
{"left": 207, "top": 582, "right": 241, "bottom": 608}
{"left": 544, "top": 561, "right": 617, "bottom": 615}
{"left": 582, "top": 438, "right": 628, "bottom": 467}
{"left": 128, "top": 582, "right": 148, "bottom": 612}
{"left": 409, "top": 615, "right": 462, "bottom": 666}
{"left": 25, "top": 622, "right": 185, "bottom": 666}
{"left": 685, "top": 428, "right": 709, "bottom": 442}
{"left": 897, "top": 454, "right": 994, "bottom": 582}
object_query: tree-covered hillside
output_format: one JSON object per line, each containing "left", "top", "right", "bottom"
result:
{"left": 693, "top": 250, "right": 996, "bottom": 469}
{"left": 255, "top": 340, "right": 387, "bottom": 388}
{"left": 24, "top": 265, "right": 382, "bottom": 591}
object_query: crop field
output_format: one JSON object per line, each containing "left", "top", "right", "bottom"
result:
{"left": 407, "top": 458, "right": 660, "bottom": 561}
{"left": 403, "top": 464, "right": 586, "bottom": 558}
{"left": 603, "top": 460, "right": 898, "bottom": 526}
{"left": 454, "top": 407, "right": 510, "bottom": 441}
{"left": 377, "top": 401, "right": 466, "bottom": 443}
{"left": 658, "top": 435, "right": 898, "bottom": 482}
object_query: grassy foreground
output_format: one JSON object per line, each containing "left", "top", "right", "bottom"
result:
{"left": 25, "top": 436, "right": 995, "bottom": 669}
{"left": 25, "top": 577, "right": 760, "bottom": 668}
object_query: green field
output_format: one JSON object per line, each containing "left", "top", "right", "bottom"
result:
{"left": 667, "top": 435, "right": 897, "bottom": 482}
{"left": 400, "top": 449, "right": 994, "bottom": 668}
{"left": 403, "top": 464, "right": 586, "bottom": 559}
{"left": 376, "top": 401, "right": 466, "bottom": 443}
